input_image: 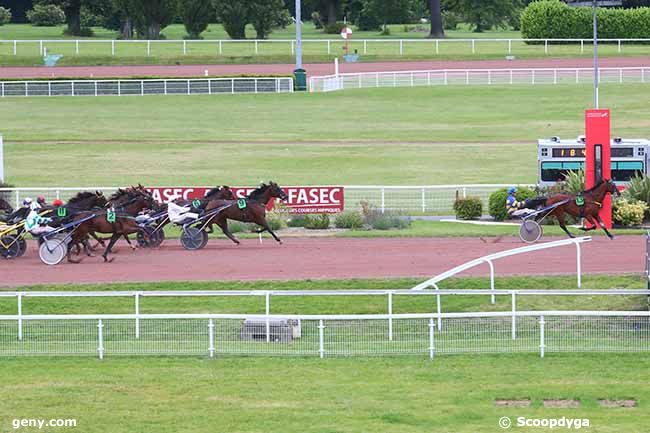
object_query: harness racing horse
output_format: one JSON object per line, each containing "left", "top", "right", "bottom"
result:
{"left": 540, "top": 179, "right": 620, "bottom": 239}
{"left": 69, "top": 187, "right": 157, "bottom": 262}
{"left": 204, "top": 181, "right": 288, "bottom": 245}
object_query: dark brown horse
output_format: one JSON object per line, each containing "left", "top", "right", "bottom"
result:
{"left": 204, "top": 181, "right": 288, "bottom": 245}
{"left": 70, "top": 187, "right": 157, "bottom": 262}
{"left": 542, "top": 179, "right": 620, "bottom": 239}
{"left": 0, "top": 197, "right": 13, "bottom": 222}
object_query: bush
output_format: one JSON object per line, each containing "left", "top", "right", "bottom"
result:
{"left": 265, "top": 214, "right": 286, "bottom": 231}
{"left": 26, "top": 4, "right": 65, "bottom": 26}
{"left": 442, "top": 11, "right": 460, "bottom": 30}
{"left": 334, "top": 211, "right": 364, "bottom": 229}
{"left": 624, "top": 174, "right": 650, "bottom": 205}
{"left": 287, "top": 214, "right": 308, "bottom": 227}
{"left": 371, "top": 215, "right": 410, "bottom": 230}
{"left": 562, "top": 169, "right": 585, "bottom": 195}
{"left": 304, "top": 214, "right": 330, "bottom": 230}
{"left": 488, "top": 186, "right": 535, "bottom": 221}
{"left": 324, "top": 21, "right": 346, "bottom": 34}
{"left": 0, "top": 7, "right": 11, "bottom": 25}
{"left": 613, "top": 199, "right": 647, "bottom": 227}
{"left": 227, "top": 221, "right": 249, "bottom": 233}
{"left": 521, "top": 0, "right": 650, "bottom": 41}
{"left": 453, "top": 196, "right": 483, "bottom": 220}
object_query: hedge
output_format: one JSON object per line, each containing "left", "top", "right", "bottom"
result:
{"left": 521, "top": 0, "right": 650, "bottom": 40}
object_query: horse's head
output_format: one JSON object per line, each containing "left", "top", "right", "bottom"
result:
{"left": 0, "top": 197, "right": 12, "bottom": 213}
{"left": 268, "top": 181, "right": 288, "bottom": 201}
{"left": 605, "top": 179, "right": 620, "bottom": 197}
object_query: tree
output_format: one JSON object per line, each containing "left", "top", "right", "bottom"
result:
{"left": 360, "top": 0, "right": 412, "bottom": 32}
{"left": 35, "top": 0, "right": 107, "bottom": 35}
{"left": 249, "top": 0, "right": 287, "bottom": 39}
{"left": 180, "top": 0, "right": 211, "bottom": 39}
{"left": 131, "top": 0, "right": 177, "bottom": 39}
{"left": 444, "top": 0, "right": 521, "bottom": 32}
{"left": 213, "top": 0, "right": 248, "bottom": 39}
{"left": 428, "top": 0, "right": 444, "bottom": 38}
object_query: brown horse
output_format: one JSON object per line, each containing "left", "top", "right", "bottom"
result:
{"left": 542, "top": 179, "right": 620, "bottom": 239}
{"left": 70, "top": 187, "right": 157, "bottom": 262}
{"left": 0, "top": 197, "right": 13, "bottom": 222}
{"left": 204, "top": 181, "right": 288, "bottom": 245}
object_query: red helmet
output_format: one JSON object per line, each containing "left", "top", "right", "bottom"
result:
{"left": 37, "top": 196, "right": 46, "bottom": 204}
{"left": 53, "top": 199, "right": 64, "bottom": 206}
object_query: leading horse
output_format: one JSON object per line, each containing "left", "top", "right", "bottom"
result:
{"left": 540, "top": 179, "right": 620, "bottom": 239}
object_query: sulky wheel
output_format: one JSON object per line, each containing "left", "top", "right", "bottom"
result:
{"left": 150, "top": 228, "right": 165, "bottom": 247}
{"left": 0, "top": 235, "right": 21, "bottom": 259}
{"left": 180, "top": 227, "right": 208, "bottom": 251}
{"left": 39, "top": 239, "right": 67, "bottom": 266}
{"left": 519, "top": 220, "right": 543, "bottom": 244}
{"left": 137, "top": 227, "right": 154, "bottom": 248}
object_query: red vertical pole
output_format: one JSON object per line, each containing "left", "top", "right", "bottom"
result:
{"left": 585, "top": 109, "right": 612, "bottom": 228}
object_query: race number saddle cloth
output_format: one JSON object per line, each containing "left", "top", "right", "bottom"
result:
{"left": 167, "top": 202, "right": 201, "bottom": 224}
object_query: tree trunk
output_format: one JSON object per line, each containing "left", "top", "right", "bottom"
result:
{"left": 148, "top": 22, "right": 161, "bottom": 40}
{"left": 65, "top": 6, "right": 81, "bottom": 36}
{"left": 121, "top": 17, "right": 133, "bottom": 40}
{"left": 327, "top": 0, "right": 337, "bottom": 25}
{"left": 428, "top": 0, "right": 445, "bottom": 38}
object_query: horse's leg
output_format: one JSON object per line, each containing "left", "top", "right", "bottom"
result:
{"left": 89, "top": 232, "right": 105, "bottom": 248}
{"left": 216, "top": 220, "right": 240, "bottom": 245}
{"left": 579, "top": 215, "right": 598, "bottom": 232}
{"left": 593, "top": 214, "right": 615, "bottom": 239}
{"left": 83, "top": 239, "right": 95, "bottom": 256}
{"left": 259, "top": 220, "right": 282, "bottom": 244}
{"left": 556, "top": 213, "right": 575, "bottom": 238}
{"left": 122, "top": 234, "right": 137, "bottom": 251}
{"left": 102, "top": 233, "right": 121, "bottom": 262}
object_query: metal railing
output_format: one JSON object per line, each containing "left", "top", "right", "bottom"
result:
{"left": 1, "top": 311, "right": 649, "bottom": 358}
{"left": 309, "top": 67, "right": 650, "bottom": 92}
{"left": 0, "top": 77, "right": 294, "bottom": 98}
{"left": 1, "top": 38, "right": 648, "bottom": 58}
{"left": 0, "top": 184, "right": 527, "bottom": 215}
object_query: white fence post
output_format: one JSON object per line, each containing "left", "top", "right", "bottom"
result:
{"left": 380, "top": 187, "right": 385, "bottom": 214}
{"left": 545, "top": 40, "right": 548, "bottom": 54}
{"left": 618, "top": 39, "right": 621, "bottom": 53}
{"left": 146, "top": 40, "right": 150, "bottom": 56}
{"left": 539, "top": 315, "right": 545, "bottom": 358}
{"left": 97, "top": 319, "right": 104, "bottom": 360}
{"left": 13, "top": 40, "right": 16, "bottom": 55}
{"left": 208, "top": 319, "right": 215, "bottom": 358}
{"left": 508, "top": 39, "right": 512, "bottom": 54}
{"left": 134, "top": 292, "right": 140, "bottom": 339}
{"left": 471, "top": 39, "right": 475, "bottom": 54}
{"left": 434, "top": 283, "right": 442, "bottom": 331}
{"left": 421, "top": 188, "right": 426, "bottom": 212}
{"left": 388, "top": 291, "right": 393, "bottom": 341}
{"left": 265, "top": 291, "right": 270, "bottom": 343}
{"left": 512, "top": 290, "right": 517, "bottom": 340}
{"left": 75, "top": 40, "right": 79, "bottom": 55}
{"left": 327, "top": 40, "right": 330, "bottom": 54}
{"left": 17, "top": 293, "right": 22, "bottom": 341}
{"left": 581, "top": 39, "right": 584, "bottom": 53}
{"left": 576, "top": 242, "right": 582, "bottom": 288}
{"left": 399, "top": 39, "right": 403, "bottom": 55}
{"left": 486, "top": 260, "right": 495, "bottom": 304}
{"left": 255, "top": 40, "right": 258, "bottom": 54}
{"left": 219, "top": 40, "right": 223, "bottom": 55}
{"left": 183, "top": 40, "right": 186, "bottom": 55}
{"left": 39, "top": 40, "right": 43, "bottom": 56}
{"left": 554, "top": 69, "right": 557, "bottom": 85}
{"left": 363, "top": 40, "right": 367, "bottom": 54}
{"left": 111, "top": 40, "right": 115, "bottom": 56}
{"left": 428, "top": 318, "right": 435, "bottom": 359}
{"left": 318, "top": 319, "right": 325, "bottom": 359}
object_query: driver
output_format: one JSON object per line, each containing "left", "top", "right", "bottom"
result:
{"left": 506, "top": 187, "right": 540, "bottom": 219}
{"left": 25, "top": 202, "right": 55, "bottom": 235}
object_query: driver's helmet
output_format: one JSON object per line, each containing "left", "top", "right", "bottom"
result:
{"left": 507, "top": 186, "right": 517, "bottom": 195}
{"left": 22, "top": 197, "right": 33, "bottom": 207}
{"left": 53, "top": 199, "right": 64, "bottom": 207}
{"left": 37, "top": 196, "right": 46, "bottom": 205}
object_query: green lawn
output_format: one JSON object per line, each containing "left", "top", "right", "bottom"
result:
{"left": 1, "top": 354, "right": 649, "bottom": 433}
{"left": 2, "top": 85, "right": 649, "bottom": 187}
{"left": 0, "top": 23, "right": 647, "bottom": 66}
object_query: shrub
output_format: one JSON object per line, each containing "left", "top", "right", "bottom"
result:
{"left": 26, "top": 4, "right": 65, "bottom": 26}
{"left": 304, "top": 214, "right": 330, "bottom": 230}
{"left": 265, "top": 214, "right": 286, "bottom": 231}
{"left": 488, "top": 186, "right": 535, "bottom": 221}
{"left": 287, "top": 214, "right": 308, "bottom": 227}
{"left": 453, "top": 196, "right": 483, "bottom": 220}
{"left": 613, "top": 199, "right": 647, "bottom": 227}
{"left": 371, "top": 215, "right": 410, "bottom": 230}
{"left": 562, "top": 169, "right": 585, "bottom": 195}
{"left": 624, "top": 174, "right": 650, "bottom": 205}
{"left": 521, "top": 0, "right": 650, "bottom": 41}
{"left": 442, "top": 11, "right": 460, "bottom": 30}
{"left": 228, "top": 221, "right": 249, "bottom": 233}
{"left": 334, "top": 211, "right": 364, "bottom": 229}
{"left": 0, "top": 7, "right": 11, "bottom": 25}
{"left": 324, "top": 21, "right": 346, "bottom": 34}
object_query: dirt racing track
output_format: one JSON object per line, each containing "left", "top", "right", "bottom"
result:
{"left": 0, "top": 235, "right": 642, "bottom": 287}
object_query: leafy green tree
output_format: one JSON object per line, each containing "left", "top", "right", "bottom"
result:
{"left": 444, "top": 0, "right": 522, "bottom": 32}
{"left": 213, "top": 0, "right": 248, "bottom": 39}
{"left": 360, "top": 0, "right": 413, "bottom": 31}
{"left": 249, "top": 0, "right": 288, "bottom": 39}
{"left": 131, "top": 0, "right": 177, "bottom": 39}
{"left": 180, "top": 0, "right": 211, "bottom": 39}
{"left": 36, "top": 0, "right": 108, "bottom": 36}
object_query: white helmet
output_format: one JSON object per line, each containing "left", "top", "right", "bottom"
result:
{"left": 22, "top": 197, "right": 33, "bottom": 206}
